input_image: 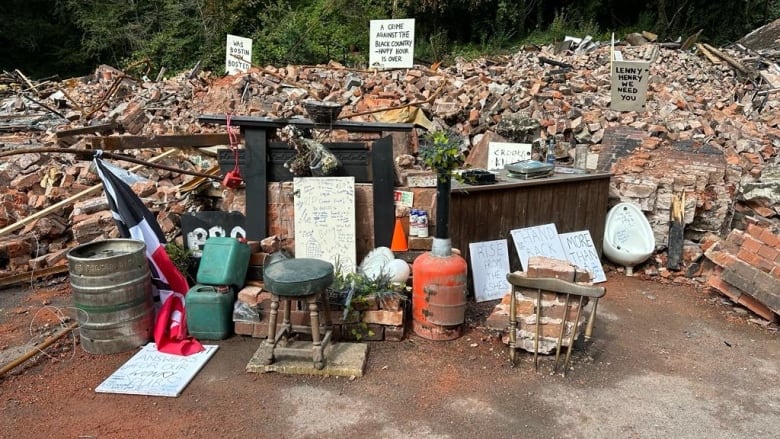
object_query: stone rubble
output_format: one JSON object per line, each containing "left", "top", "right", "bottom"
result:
{"left": 1, "top": 36, "right": 778, "bottom": 320}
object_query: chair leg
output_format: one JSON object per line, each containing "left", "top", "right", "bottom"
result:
{"left": 585, "top": 298, "right": 599, "bottom": 341}
{"left": 509, "top": 288, "right": 517, "bottom": 366}
{"left": 562, "top": 296, "right": 585, "bottom": 376}
{"left": 533, "top": 287, "right": 541, "bottom": 372}
{"left": 553, "top": 293, "right": 571, "bottom": 373}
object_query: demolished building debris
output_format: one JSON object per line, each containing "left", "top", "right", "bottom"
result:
{"left": 1, "top": 33, "right": 779, "bottom": 321}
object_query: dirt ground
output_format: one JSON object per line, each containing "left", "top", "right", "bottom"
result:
{"left": 1, "top": 270, "right": 778, "bottom": 439}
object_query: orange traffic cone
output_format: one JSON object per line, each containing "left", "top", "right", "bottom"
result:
{"left": 390, "top": 217, "right": 408, "bottom": 252}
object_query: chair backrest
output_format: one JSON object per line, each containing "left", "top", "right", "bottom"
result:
{"left": 506, "top": 274, "right": 605, "bottom": 298}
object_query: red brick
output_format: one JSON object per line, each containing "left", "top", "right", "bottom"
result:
{"left": 736, "top": 248, "right": 760, "bottom": 266}
{"left": 741, "top": 235, "right": 762, "bottom": 254}
{"left": 362, "top": 310, "right": 404, "bottom": 326}
{"left": 737, "top": 294, "right": 778, "bottom": 322}
{"left": 705, "top": 248, "right": 738, "bottom": 268}
{"left": 384, "top": 325, "right": 405, "bottom": 341}
{"left": 746, "top": 224, "right": 765, "bottom": 240}
{"left": 757, "top": 245, "right": 779, "bottom": 262}
{"left": 772, "top": 266, "right": 780, "bottom": 279}
{"left": 707, "top": 269, "right": 742, "bottom": 301}
{"left": 526, "top": 256, "right": 576, "bottom": 281}
{"left": 758, "top": 229, "right": 780, "bottom": 248}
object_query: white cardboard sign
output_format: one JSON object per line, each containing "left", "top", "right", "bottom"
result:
{"left": 225, "top": 34, "right": 252, "bottom": 74}
{"left": 469, "top": 239, "right": 511, "bottom": 302}
{"left": 95, "top": 343, "right": 219, "bottom": 397}
{"left": 487, "top": 142, "right": 532, "bottom": 170}
{"left": 558, "top": 230, "right": 606, "bottom": 283}
{"left": 611, "top": 60, "right": 649, "bottom": 112}
{"left": 510, "top": 223, "right": 567, "bottom": 271}
{"left": 369, "top": 19, "right": 415, "bottom": 69}
{"left": 294, "top": 177, "right": 357, "bottom": 273}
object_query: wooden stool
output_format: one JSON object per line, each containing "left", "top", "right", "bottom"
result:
{"left": 261, "top": 258, "right": 334, "bottom": 370}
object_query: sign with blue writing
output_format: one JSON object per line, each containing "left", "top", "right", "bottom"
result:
{"left": 294, "top": 177, "right": 356, "bottom": 273}
{"left": 469, "top": 239, "right": 511, "bottom": 302}
{"left": 369, "top": 19, "right": 415, "bottom": 69}
{"left": 558, "top": 230, "right": 606, "bottom": 283}
{"left": 95, "top": 343, "right": 219, "bottom": 397}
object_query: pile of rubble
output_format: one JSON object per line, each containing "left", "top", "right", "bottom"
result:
{"left": 1, "top": 30, "right": 779, "bottom": 320}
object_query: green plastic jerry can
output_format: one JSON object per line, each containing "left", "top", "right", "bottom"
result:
{"left": 185, "top": 284, "right": 236, "bottom": 340}
{"left": 196, "top": 237, "right": 250, "bottom": 288}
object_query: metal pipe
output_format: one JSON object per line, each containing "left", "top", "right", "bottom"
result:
{"left": 435, "top": 176, "right": 451, "bottom": 239}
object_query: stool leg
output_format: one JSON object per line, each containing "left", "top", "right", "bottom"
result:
{"left": 307, "top": 295, "right": 324, "bottom": 369}
{"left": 280, "top": 299, "right": 292, "bottom": 346}
{"left": 261, "top": 295, "right": 280, "bottom": 365}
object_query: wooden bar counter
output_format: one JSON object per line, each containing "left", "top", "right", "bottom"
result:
{"left": 450, "top": 169, "right": 611, "bottom": 272}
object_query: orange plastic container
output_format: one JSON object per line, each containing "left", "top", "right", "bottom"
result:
{"left": 412, "top": 249, "right": 468, "bottom": 341}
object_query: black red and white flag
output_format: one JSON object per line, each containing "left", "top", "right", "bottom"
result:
{"left": 94, "top": 155, "right": 203, "bottom": 356}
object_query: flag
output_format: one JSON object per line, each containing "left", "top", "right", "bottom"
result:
{"left": 94, "top": 155, "right": 203, "bottom": 356}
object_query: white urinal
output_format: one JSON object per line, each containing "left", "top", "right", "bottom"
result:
{"left": 603, "top": 202, "right": 655, "bottom": 276}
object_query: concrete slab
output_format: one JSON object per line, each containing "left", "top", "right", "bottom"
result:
{"left": 246, "top": 341, "right": 368, "bottom": 377}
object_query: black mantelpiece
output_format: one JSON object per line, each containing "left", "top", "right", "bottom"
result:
{"left": 198, "top": 115, "right": 414, "bottom": 247}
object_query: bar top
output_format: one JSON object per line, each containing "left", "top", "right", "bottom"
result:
{"left": 198, "top": 114, "right": 415, "bottom": 133}
{"left": 451, "top": 168, "right": 611, "bottom": 193}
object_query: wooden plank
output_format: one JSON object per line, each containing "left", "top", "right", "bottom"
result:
{"left": 0, "top": 265, "right": 69, "bottom": 290}
{"left": 55, "top": 123, "right": 117, "bottom": 139}
{"left": 702, "top": 43, "right": 750, "bottom": 75}
{"left": 696, "top": 43, "right": 721, "bottom": 65}
{"left": 198, "top": 114, "right": 414, "bottom": 133}
{"left": 667, "top": 192, "right": 685, "bottom": 270}
{"left": 91, "top": 133, "right": 230, "bottom": 150}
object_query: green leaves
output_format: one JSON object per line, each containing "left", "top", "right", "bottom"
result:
{"left": 418, "top": 130, "right": 465, "bottom": 181}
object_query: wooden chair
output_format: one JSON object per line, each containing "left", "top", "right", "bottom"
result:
{"left": 506, "top": 274, "right": 606, "bottom": 376}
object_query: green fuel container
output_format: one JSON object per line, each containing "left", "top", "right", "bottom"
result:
{"left": 196, "top": 237, "right": 250, "bottom": 288}
{"left": 185, "top": 284, "right": 236, "bottom": 340}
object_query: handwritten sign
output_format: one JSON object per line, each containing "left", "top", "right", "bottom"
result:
{"left": 611, "top": 60, "right": 649, "bottom": 112}
{"left": 510, "top": 223, "right": 567, "bottom": 271}
{"left": 487, "top": 142, "right": 533, "bottom": 170}
{"left": 294, "top": 177, "right": 356, "bottom": 272}
{"left": 369, "top": 19, "right": 415, "bottom": 69}
{"left": 95, "top": 343, "right": 218, "bottom": 397}
{"left": 559, "top": 230, "right": 606, "bottom": 283}
{"left": 469, "top": 239, "right": 511, "bottom": 302}
{"left": 225, "top": 34, "right": 252, "bottom": 74}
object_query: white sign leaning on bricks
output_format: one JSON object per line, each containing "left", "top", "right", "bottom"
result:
{"left": 486, "top": 142, "right": 533, "bottom": 171}
{"left": 610, "top": 59, "right": 650, "bottom": 112}
{"left": 369, "top": 19, "right": 415, "bottom": 69}
{"left": 225, "top": 34, "right": 252, "bottom": 74}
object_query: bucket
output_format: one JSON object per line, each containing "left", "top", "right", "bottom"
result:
{"left": 67, "top": 239, "right": 154, "bottom": 354}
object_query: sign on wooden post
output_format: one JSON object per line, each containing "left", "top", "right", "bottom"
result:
{"left": 225, "top": 34, "right": 252, "bottom": 74}
{"left": 610, "top": 60, "right": 650, "bottom": 112}
{"left": 369, "top": 19, "right": 415, "bottom": 69}
{"left": 294, "top": 177, "right": 357, "bottom": 273}
{"left": 486, "top": 142, "right": 532, "bottom": 171}
{"left": 558, "top": 230, "right": 606, "bottom": 283}
{"left": 510, "top": 223, "right": 567, "bottom": 271}
{"left": 469, "top": 239, "right": 511, "bottom": 302}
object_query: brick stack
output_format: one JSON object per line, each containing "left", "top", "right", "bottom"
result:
{"left": 485, "top": 256, "right": 593, "bottom": 354}
{"left": 233, "top": 286, "right": 408, "bottom": 342}
{"left": 704, "top": 223, "right": 780, "bottom": 322}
